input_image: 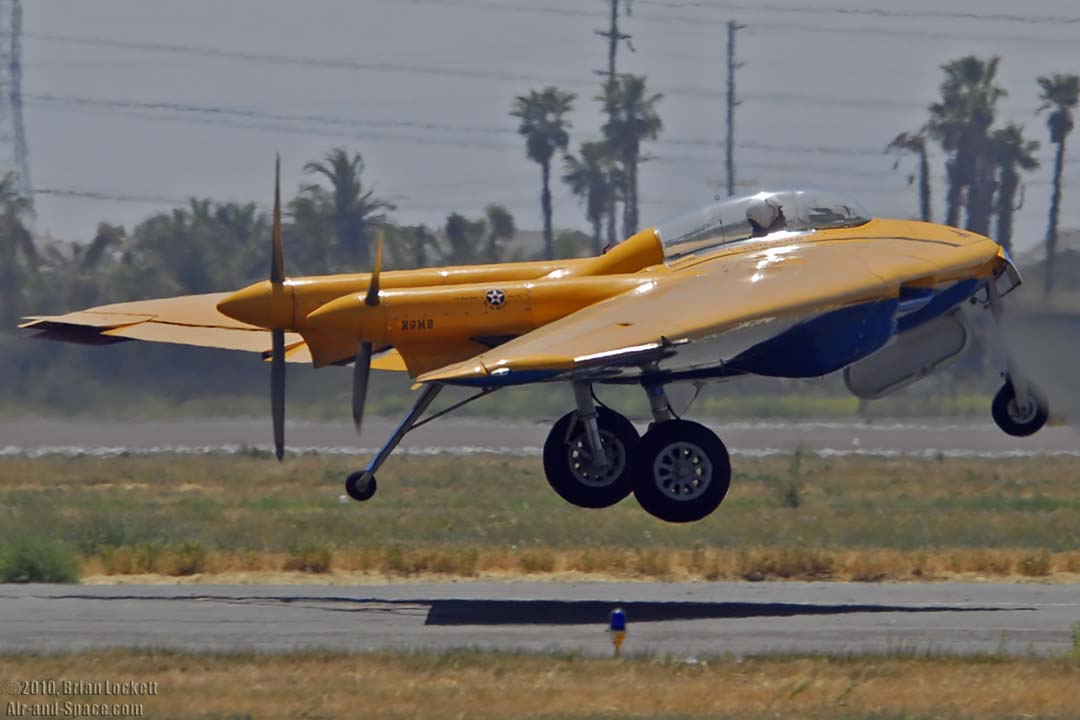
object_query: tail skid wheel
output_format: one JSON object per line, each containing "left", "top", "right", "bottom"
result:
{"left": 632, "top": 420, "right": 730, "bottom": 523}
{"left": 345, "top": 471, "right": 377, "bottom": 502}
{"left": 992, "top": 381, "right": 1048, "bottom": 438}
{"left": 543, "top": 407, "right": 640, "bottom": 509}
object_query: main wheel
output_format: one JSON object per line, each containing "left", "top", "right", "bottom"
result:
{"left": 542, "top": 407, "right": 640, "bottom": 508}
{"left": 345, "top": 470, "right": 377, "bottom": 502}
{"left": 632, "top": 420, "right": 731, "bottom": 523}
{"left": 992, "top": 381, "right": 1048, "bottom": 437}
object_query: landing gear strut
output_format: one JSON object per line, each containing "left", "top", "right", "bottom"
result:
{"left": 542, "top": 383, "right": 639, "bottom": 508}
{"left": 344, "top": 383, "right": 443, "bottom": 502}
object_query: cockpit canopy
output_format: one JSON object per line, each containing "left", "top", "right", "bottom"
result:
{"left": 656, "top": 189, "right": 871, "bottom": 263}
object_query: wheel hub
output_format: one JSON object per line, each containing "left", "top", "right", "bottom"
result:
{"left": 568, "top": 429, "right": 626, "bottom": 487}
{"left": 653, "top": 441, "right": 712, "bottom": 501}
{"left": 1007, "top": 398, "right": 1037, "bottom": 424}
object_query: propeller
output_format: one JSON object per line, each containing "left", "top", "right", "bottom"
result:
{"left": 352, "top": 230, "right": 384, "bottom": 435}
{"left": 270, "top": 155, "right": 286, "bottom": 460}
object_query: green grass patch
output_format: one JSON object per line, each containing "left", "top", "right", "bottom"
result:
{"left": 0, "top": 531, "right": 80, "bottom": 583}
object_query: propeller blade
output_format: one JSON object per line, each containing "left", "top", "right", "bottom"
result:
{"left": 270, "top": 154, "right": 285, "bottom": 284}
{"left": 365, "top": 230, "right": 384, "bottom": 306}
{"left": 353, "top": 340, "right": 373, "bottom": 434}
{"left": 270, "top": 328, "right": 286, "bottom": 460}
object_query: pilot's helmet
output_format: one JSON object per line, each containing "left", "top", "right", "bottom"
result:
{"left": 746, "top": 194, "right": 783, "bottom": 228}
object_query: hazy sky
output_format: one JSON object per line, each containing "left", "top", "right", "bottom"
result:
{"left": 22, "top": 0, "right": 1080, "bottom": 256}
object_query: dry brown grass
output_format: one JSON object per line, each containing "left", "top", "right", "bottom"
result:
{"left": 1, "top": 649, "right": 1078, "bottom": 719}
{"left": 77, "top": 545, "right": 1080, "bottom": 584}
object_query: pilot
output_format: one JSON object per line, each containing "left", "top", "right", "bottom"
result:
{"left": 746, "top": 195, "right": 787, "bottom": 237}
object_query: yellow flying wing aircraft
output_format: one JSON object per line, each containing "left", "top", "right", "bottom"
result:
{"left": 21, "top": 160, "right": 1048, "bottom": 523}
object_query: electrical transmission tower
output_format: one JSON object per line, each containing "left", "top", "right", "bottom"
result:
{"left": 0, "top": 0, "right": 31, "bottom": 211}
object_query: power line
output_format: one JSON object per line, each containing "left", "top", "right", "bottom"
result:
{"left": 636, "top": 1, "right": 1080, "bottom": 25}
{"left": 374, "top": 0, "right": 1080, "bottom": 44}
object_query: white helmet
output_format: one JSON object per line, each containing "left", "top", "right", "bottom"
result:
{"left": 746, "top": 194, "right": 783, "bottom": 229}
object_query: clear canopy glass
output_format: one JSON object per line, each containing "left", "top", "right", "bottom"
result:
{"left": 655, "top": 189, "right": 871, "bottom": 262}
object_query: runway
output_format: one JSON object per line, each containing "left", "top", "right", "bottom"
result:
{"left": 2, "top": 582, "right": 1077, "bottom": 657}
{"left": 2, "top": 416, "right": 1077, "bottom": 458}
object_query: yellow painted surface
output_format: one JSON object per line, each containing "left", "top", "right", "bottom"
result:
{"left": 21, "top": 216, "right": 1010, "bottom": 383}
{"left": 419, "top": 221, "right": 1006, "bottom": 383}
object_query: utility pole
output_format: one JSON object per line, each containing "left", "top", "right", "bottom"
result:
{"left": 724, "top": 20, "right": 744, "bottom": 198}
{"left": 0, "top": 0, "right": 31, "bottom": 211}
{"left": 594, "top": 0, "right": 633, "bottom": 92}
{"left": 595, "top": 1, "right": 633, "bottom": 246}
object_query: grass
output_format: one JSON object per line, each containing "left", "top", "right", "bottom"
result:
{"left": 1, "top": 648, "right": 1078, "bottom": 719}
{"left": 2, "top": 454, "right": 1080, "bottom": 582}
{"left": 0, "top": 531, "right": 80, "bottom": 583}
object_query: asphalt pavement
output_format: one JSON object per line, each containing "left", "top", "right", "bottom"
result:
{"left": 2, "top": 581, "right": 1077, "bottom": 657}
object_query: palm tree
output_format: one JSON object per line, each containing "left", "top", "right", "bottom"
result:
{"left": 563, "top": 141, "right": 616, "bottom": 255}
{"left": 0, "top": 172, "right": 36, "bottom": 330}
{"left": 300, "top": 148, "right": 396, "bottom": 269}
{"left": 1037, "top": 73, "right": 1080, "bottom": 299}
{"left": 886, "top": 130, "right": 932, "bottom": 222}
{"left": 511, "top": 87, "right": 576, "bottom": 261}
{"left": 484, "top": 204, "right": 516, "bottom": 263}
{"left": 990, "top": 124, "right": 1039, "bottom": 255}
{"left": 600, "top": 75, "right": 663, "bottom": 239}
{"left": 928, "top": 56, "right": 1006, "bottom": 231}
{"left": 443, "top": 212, "right": 487, "bottom": 265}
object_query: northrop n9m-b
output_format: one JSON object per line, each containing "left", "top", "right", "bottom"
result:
{"left": 22, "top": 162, "right": 1048, "bottom": 523}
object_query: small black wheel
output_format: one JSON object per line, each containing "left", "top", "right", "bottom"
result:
{"left": 542, "top": 407, "right": 640, "bottom": 509}
{"left": 345, "top": 471, "right": 377, "bottom": 502}
{"left": 632, "top": 420, "right": 731, "bottom": 523}
{"left": 992, "top": 381, "right": 1048, "bottom": 438}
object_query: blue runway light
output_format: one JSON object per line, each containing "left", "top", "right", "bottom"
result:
{"left": 609, "top": 607, "right": 627, "bottom": 658}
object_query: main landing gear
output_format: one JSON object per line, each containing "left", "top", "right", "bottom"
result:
{"left": 344, "top": 377, "right": 731, "bottom": 523}
{"left": 542, "top": 381, "right": 731, "bottom": 523}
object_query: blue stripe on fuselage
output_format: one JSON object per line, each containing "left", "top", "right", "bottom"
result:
{"left": 726, "top": 299, "right": 899, "bottom": 378}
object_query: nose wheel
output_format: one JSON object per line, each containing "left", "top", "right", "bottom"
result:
{"left": 992, "top": 380, "right": 1048, "bottom": 437}
{"left": 632, "top": 419, "right": 731, "bottom": 523}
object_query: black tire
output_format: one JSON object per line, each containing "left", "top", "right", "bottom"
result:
{"left": 632, "top": 420, "right": 731, "bottom": 523}
{"left": 542, "top": 407, "right": 640, "bottom": 509}
{"left": 992, "top": 381, "right": 1048, "bottom": 438}
{"left": 345, "top": 471, "right": 377, "bottom": 502}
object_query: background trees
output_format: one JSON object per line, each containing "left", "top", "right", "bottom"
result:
{"left": 599, "top": 75, "right": 663, "bottom": 239}
{"left": 990, "top": 124, "right": 1040, "bottom": 255}
{"left": 562, "top": 141, "right": 616, "bottom": 255}
{"left": 1037, "top": 73, "right": 1079, "bottom": 297}
{"left": 886, "top": 130, "right": 932, "bottom": 223}
{"left": 511, "top": 87, "right": 576, "bottom": 261}
{"left": 0, "top": 172, "right": 36, "bottom": 330}
{"left": 297, "top": 148, "right": 395, "bottom": 270}
{"left": 927, "top": 56, "right": 1007, "bottom": 234}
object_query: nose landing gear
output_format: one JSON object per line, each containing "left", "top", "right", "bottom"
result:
{"left": 984, "top": 278, "right": 1049, "bottom": 438}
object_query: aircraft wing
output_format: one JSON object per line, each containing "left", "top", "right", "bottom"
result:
{"left": 20, "top": 293, "right": 407, "bottom": 370}
{"left": 418, "top": 234, "right": 1001, "bottom": 385}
